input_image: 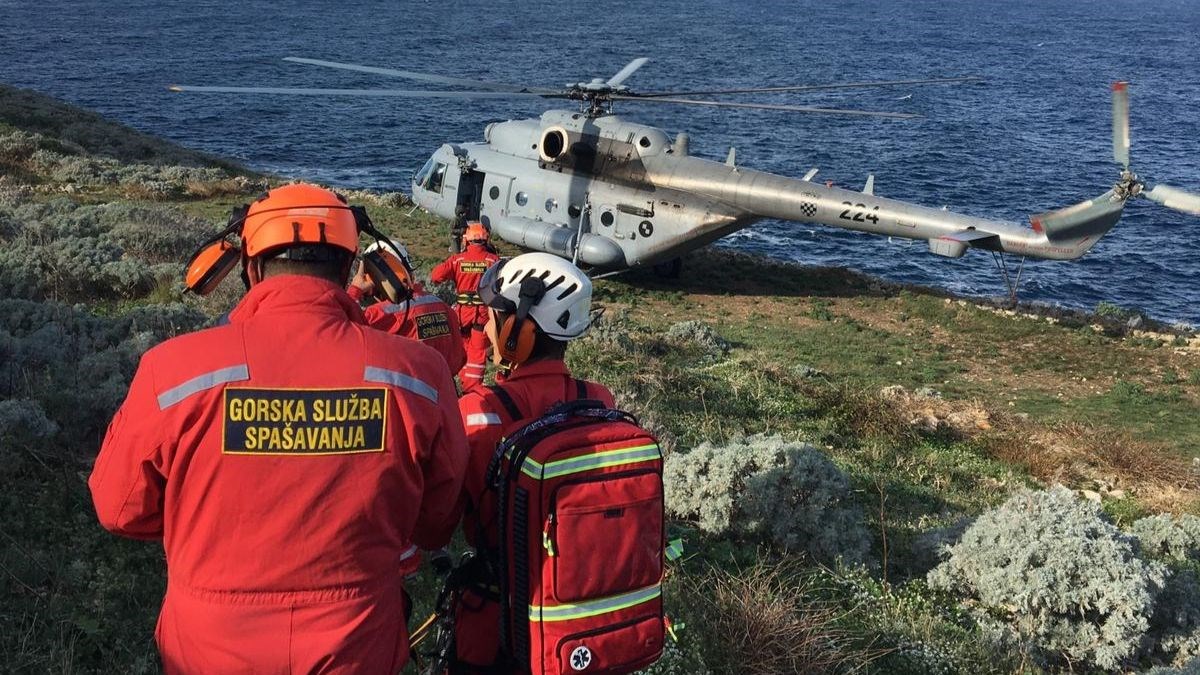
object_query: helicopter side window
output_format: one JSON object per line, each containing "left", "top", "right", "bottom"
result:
{"left": 426, "top": 162, "right": 448, "bottom": 194}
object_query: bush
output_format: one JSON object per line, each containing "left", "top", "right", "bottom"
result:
{"left": 0, "top": 199, "right": 214, "bottom": 302}
{"left": 664, "top": 434, "right": 871, "bottom": 564}
{"left": 665, "top": 320, "right": 730, "bottom": 359}
{"left": 585, "top": 307, "right": 636, "bottom": 351}
{"left": 1149, "top": 568, "right": 1200, "bottom": 667}
{"left": 928, "top": 486, "right": 1167, "bottom": 671}
{"left": 0, "top": 299, "right": 206, "bottom": 457}
{"left": 1134, "top": 514, "right": 1200, "bottom": 562}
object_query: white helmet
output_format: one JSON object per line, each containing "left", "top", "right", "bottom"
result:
{"left": 478, "top": 252, "right": 592, "bottom": 340}
{"left": 364, "top": 240, "right": 412, "bottom": 270}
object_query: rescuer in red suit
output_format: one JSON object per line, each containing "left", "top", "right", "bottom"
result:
{"left": 88, "top": 184, "right": 468, "bottom": 675}
{"left": 453, "top": 252, "right": 613, "bottom": 670}
{"left": 430, "top": 222, "right": 499, "bottom": 389}
{"left": 348, "top": 240, "right": 467, "bottom": 377}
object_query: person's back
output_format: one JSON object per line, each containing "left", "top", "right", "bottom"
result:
{"left": 449, "top": 252, "right": 610, "bottom": 670}
{"left": 362, "top": 291, "right": 467, "bottom": 374}
{"left": 89, "top": 185, "right": 467, "bottom": 674}
{"left": 430, "top": 222, "right": 499, "bottom": 388}
{"left": 350, "top": 240, "right": 467, "bottom": 376}
{"left": 458, "top": 361, "right": 613, "bottom": 547}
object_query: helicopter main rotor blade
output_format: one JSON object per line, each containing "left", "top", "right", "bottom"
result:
{"left": 634, "top": 75, "right": 984, "bottom": 98}
{"left": 610, "top": 95, "right": 920, "bottom": 119}
{"left": 168, "top": 85, "right": 564, "bottom": 99}
{"left": 606, "top": 58, "right": 649, "bottom": 88}
{"left": 1144, "top": 184, "right": 1200, "bottom": 216}
{"left": 282, "top": 57, "right": 558, "bottom": 94}
{"left": 1112, "top": 81, "right": 1130, "bottom": 170}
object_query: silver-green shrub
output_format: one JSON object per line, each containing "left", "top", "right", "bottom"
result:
{"left": 664, "top": 434, "right": 871, "bottom": 564}
{"left": 0, "top": 299, "right": 206, "bottom": 456}
{"left": 1149, "top": 569, "right": 1200, "bottom": 667}
{"left": 665, "top": 320, "right": 730, "bottom": 359}
{"left": 1144, "top": 657, "right": 1200, "bottom": 675}
{"left": 0, "top": 399, "right": 60, "bottom": 441}
{"left": 928, "top": 486, "right": 1167, "bottom": 671}
{"left": 1135, "top": 514, "right": 1200, "bottom": 562}
{"left": 585, "top": 307, "right": 636, "bottom": 351}
{"left": 0, "top": 199, "right": 213, "bottom": 302}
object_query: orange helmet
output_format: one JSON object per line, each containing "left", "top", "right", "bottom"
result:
{"left": 241, "top": 184, "right": 360, "bottom": 258}
{"left": 462, "top": 221, "right": 489, "bottom": 246}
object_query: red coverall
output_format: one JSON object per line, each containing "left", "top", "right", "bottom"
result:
{"left": 454, "top": 360, "right": 614, "bottom": 670}
{"left": 349, "top": 284, "right": 468, "bottom": 377}
{"left": 430, "top": 244, "right": 499, "bottom": 389}
{"left": 88, "top": 275, "right": 468, "bottom": 675}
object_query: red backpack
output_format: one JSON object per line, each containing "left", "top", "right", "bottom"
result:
{"left": 484, "top": 389, "right": 665, "bottom": 674}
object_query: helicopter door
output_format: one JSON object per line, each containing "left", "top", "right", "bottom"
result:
{"left": 456, "top": 170, "right": 485, "bottom": 221}
{"left": 479, "top": 174, "right": 514, "bottom": 226}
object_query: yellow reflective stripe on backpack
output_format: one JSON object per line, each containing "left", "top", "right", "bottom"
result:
{"left": 529, "top": 583, "right": 661, "bottom": 623}
{"left": 518, "top": 443, "right": 661, "bottom": 480}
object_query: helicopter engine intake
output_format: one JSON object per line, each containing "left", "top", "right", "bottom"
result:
{"left": 538, "top": 126, "right": 572, "bottom": 163}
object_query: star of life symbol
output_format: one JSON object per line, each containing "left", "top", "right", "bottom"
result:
{"left": 570, "top": 645, "right": 593, "bottom": 671}
{"left": 799, "top": 202, "right": 818, "bottom": 218}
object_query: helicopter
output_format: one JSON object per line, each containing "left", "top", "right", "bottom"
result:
{"left": 172, "top": 58, "right": 1200, "bottom": 292}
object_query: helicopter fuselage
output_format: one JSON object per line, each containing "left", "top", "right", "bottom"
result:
{"left": 411, "top": 110, "right": 1124, "bottom": 269}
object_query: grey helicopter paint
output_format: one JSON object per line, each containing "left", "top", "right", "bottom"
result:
{"left": 413, "top": 109, "right": 1122, "bottom": 270}
{"left": 173, "top": 59, "right": 1200, "bottom": 275}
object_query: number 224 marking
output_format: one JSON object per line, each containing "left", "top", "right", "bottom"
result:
{"left": 839, "top": 202, "right": 880, "bottom": 224}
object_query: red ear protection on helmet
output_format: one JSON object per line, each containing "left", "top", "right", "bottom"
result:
{"left": 351, "top": 205, "right": 415, "bottom": 304}
{"left": 185, "top": 239, "right": 240, "bottom": 295}
{"left": 184, "top": 205, "right": 250, "bottom": 295}
{"left": 360, "top": 247, "right": 413, "bottom": 304}
{"left": 184, "top": 193, "right": 412, "bottom": 298}
{"left": 494, "top": 275, "right": 547, "bottom": 373}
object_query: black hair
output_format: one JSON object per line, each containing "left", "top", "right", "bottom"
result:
{"left": 261, "top": 246, "right": 354, "bottom": 285}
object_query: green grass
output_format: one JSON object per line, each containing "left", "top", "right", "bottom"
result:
{"left": 5, "top": 86, "right": 1198, "bottom": 674}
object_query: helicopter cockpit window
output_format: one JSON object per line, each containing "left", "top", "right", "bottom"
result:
{"left": 426, "top": 163, "right": 448, "bottom": 194}
{"left": 414, "top": 157, "right": 434, "bottom": 189}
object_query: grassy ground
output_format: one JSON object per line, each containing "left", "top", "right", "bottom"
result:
{"left": 2, "top": 83, "right": 1198, "bottom": 673}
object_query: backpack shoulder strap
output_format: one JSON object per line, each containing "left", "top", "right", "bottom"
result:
{"left": 574, "top": 378, "right": 588, "bottom": 401}
{"left": 486, "top": 384, "right": 524, "bottom": 423}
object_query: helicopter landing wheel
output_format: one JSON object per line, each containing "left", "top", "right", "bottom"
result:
{"left": 653, "top": 258, "right": 683, "bottom": 279}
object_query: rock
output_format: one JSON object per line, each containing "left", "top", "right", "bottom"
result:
{"left": 911, "top": 414, "right": 941, "bottom": 432}
{"left": 880, "top": 385, "right": 907, "bottom": 398}
{"left": 793, "top": 364, "right": 825, "bottom": 379}
{"left": 947, "top": 409, "right": 992, "bottom": 431}
{"left": 914, "top": 386, "right": 942, "bottom": 399}
{"left": 1080, "top": 489, "right": 1102, "bottom": 503}
{"left": 1126, "top": 314, "right": 1144, "bottom": 330}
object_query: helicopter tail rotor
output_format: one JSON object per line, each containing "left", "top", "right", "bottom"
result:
{"left": 1144, "top": 184, "right": 1200, "bottom": 216}
{"left": 1109, "top": 81, "right": 1200, "bottom": 215}
{"left": 1112, "top": 81, "right": 1130, "bottom": 170}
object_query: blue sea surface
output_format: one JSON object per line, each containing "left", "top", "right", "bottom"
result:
{"left": 1, "top": 0, "right": 1197, "bottom": 323}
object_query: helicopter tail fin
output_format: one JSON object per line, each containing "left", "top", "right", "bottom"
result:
{"left": 1028, "top": 189, "right": 1125, "bottom": 257}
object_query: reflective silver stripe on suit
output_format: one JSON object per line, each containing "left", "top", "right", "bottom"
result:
{"left": 363, "top": 366, "right": 439, "bottom": 404}
{"left": 156, "top": 364, "right": 250, "bottom": 410}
